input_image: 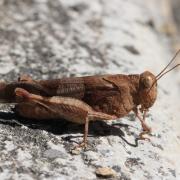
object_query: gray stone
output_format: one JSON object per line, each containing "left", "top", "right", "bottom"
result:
{"left": 43, "top": 149, "right": 68, "bottom": 159}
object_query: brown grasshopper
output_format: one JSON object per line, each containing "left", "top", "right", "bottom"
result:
{"left": 0, "top": 50, "right": 179, "bottom": 148}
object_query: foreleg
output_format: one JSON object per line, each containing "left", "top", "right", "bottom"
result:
{"left": 133, "top": 108, "right": 151, "bottom": 141}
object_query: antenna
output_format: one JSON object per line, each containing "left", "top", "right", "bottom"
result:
{"left": 156, "top": 49, "right": 180, "bottom": 78}
{"left": 156, "top": 63, "right": 180, "bottom": 81}
{"left": 148, "top": 50, "right": 180, "bottom": 92}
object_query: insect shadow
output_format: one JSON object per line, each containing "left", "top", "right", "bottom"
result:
{"left": 0, "top": 111, "right": 140, "bottom": 147}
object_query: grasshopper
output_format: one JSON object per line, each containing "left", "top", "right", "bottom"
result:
{"left": 0, "top": 51, "right": 179, "bottom": 148}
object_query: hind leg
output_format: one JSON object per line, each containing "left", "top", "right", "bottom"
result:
{"left": 15, "top": 89, "right": 90, "bottom": 149}
{"left": 15, "top": 88, "right": 117, "bottom": 149}
{"left": 75, "top": 112, "right": 116, "bottom": 149}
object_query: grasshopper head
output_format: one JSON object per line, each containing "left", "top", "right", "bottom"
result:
{"left": 138, "top": 50, "right": 180, "bottom": 110}
{"left": 138, "top": 71, "right": 157, "bottom": 110}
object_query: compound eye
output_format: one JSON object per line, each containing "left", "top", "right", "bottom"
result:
{"left": 143, "top": 76, "right": 153, "bottom": 88}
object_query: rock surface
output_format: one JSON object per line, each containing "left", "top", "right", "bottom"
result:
{"left": 0, "top": 0, "right": 180, "bottom": 180}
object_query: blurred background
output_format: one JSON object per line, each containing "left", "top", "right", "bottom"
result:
{"left": 0, "top": 0, "right": 179, "bottom": 80}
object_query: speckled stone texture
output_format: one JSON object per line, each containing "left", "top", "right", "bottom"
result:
{"left": 0, "top": 0, "right": 180, "bottom": 179}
